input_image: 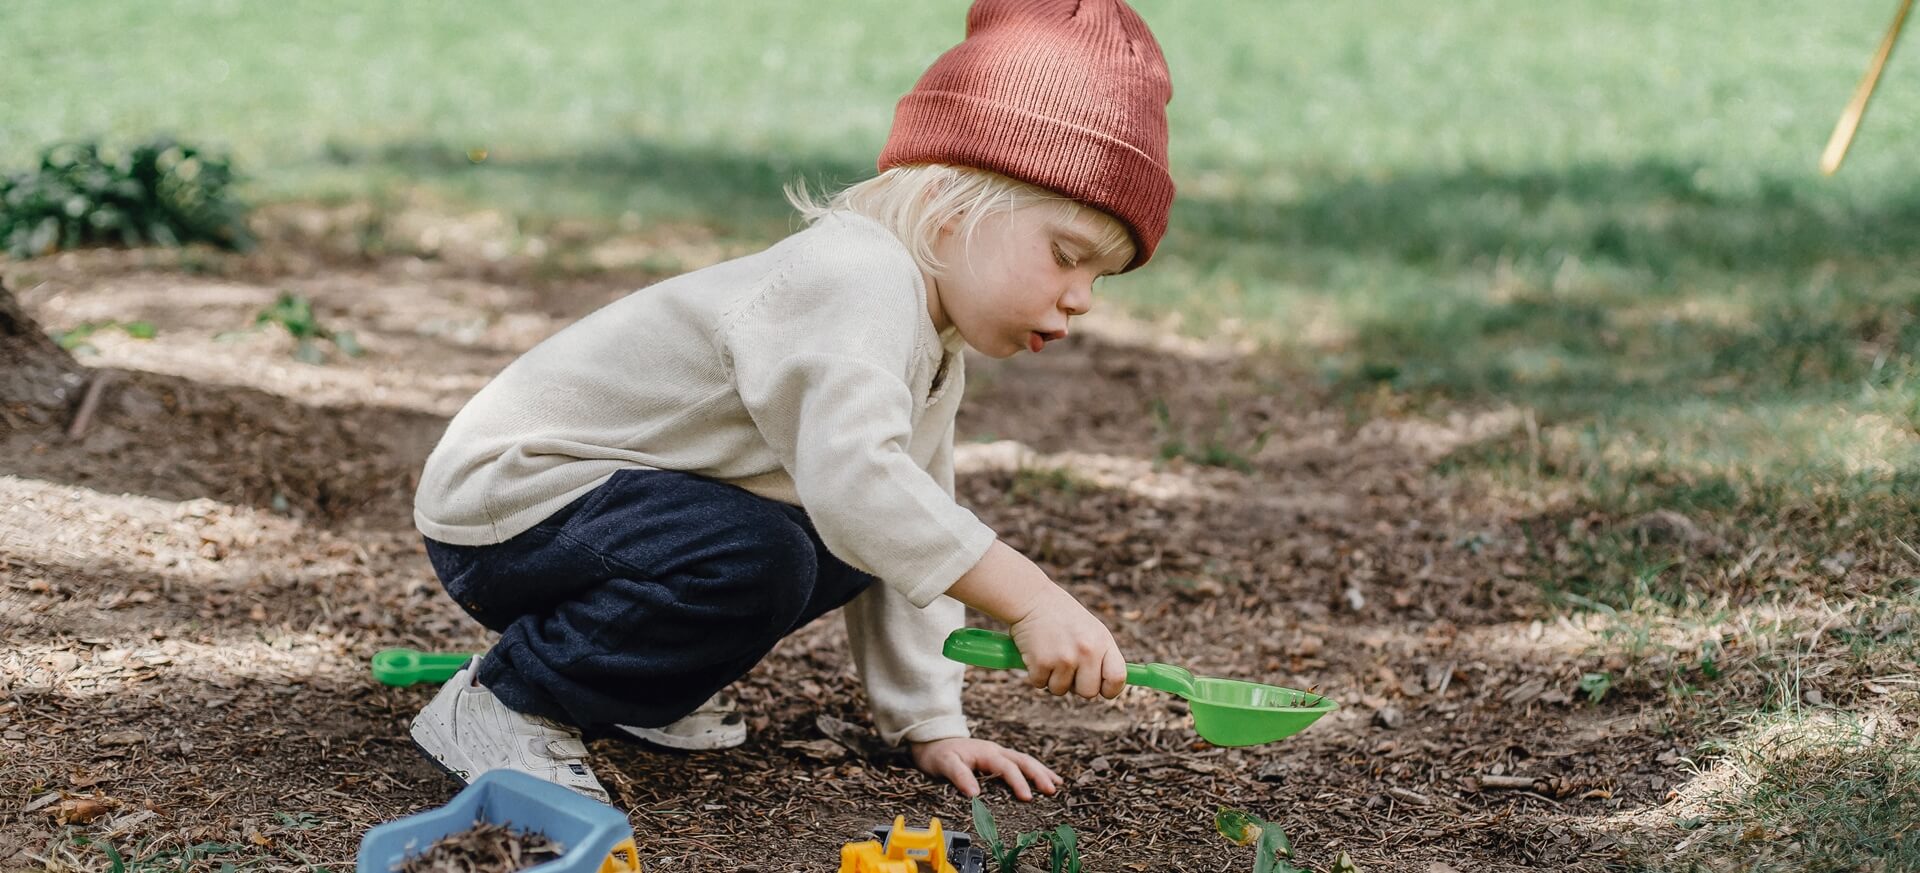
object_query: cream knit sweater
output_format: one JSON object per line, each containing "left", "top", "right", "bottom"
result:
{"left": 414, "top": 212, "right": 997, "bottom": 745}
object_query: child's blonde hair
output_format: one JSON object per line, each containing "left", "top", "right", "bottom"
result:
{"left": 786, "top": 164, "right": 1135, "bottom": 278}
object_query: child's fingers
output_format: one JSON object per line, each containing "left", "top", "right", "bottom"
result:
{"left": 1099, "top": 646, "right": 1127, "bottom": 699}
{"left": 1045, "top": 664, "right": 1076, "bottom": 696}
{"left": 942, "top": 756, "right": 983, "bottom": 798}
{"left": 1011, "top": 751, "right": 1060, "bottom": 795}
{"left": 1072, "top": 657, "right": 1104, "bottom": 699}
{"left": 987, "top": 754, "right": 1036, "bottom": 801}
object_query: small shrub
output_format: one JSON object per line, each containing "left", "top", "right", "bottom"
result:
{"left": 0, "top": 137, "right": 252, "bottom": 258}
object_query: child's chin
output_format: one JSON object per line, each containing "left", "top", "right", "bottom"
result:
{"left": 990, "top": 340, "right": 1024, "bottom": 359}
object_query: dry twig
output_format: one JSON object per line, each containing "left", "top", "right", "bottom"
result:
{"left": 1476, "top": 775, "right": 1540, "bottom": 791}
{"left": 65, "top": 371, "right": 109, "bottom": 440}
{"left": 1388, "top": 787, "right": 1433, "bottom": 807}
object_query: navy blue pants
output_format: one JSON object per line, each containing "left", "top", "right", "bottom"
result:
{"left": 423, "top": 469, "right": 875, "bottom": 731}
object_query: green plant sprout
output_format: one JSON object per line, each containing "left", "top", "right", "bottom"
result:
{"left": 1046, "top": 824, "right": 1081, "bottom": 873}
{"left": 1218, "top": 808, "right": 1362, "bottom": 873}
{"left": 971, "top": 797, "right": 1081, "bottom": 873}
{"left": 1579, "top": 671, "right": 1614, "bottom": 704}
{"left": 250, "top": 291, "right": 364, "bottom": 364}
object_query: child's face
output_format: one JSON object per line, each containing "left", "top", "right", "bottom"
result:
{"left": 929, "top": 204, "right": 1133, "bottom": 359}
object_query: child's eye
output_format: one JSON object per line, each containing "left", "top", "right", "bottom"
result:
{"left": 1052, "top": 244, "right": 1076, "bottom": 268}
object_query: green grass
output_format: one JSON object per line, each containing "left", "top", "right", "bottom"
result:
{"left": 7, "top": 1, "right": 1912, "bottom": 463}
{"left": 1639, "top": 712, "right": 1920, "bottom": 872}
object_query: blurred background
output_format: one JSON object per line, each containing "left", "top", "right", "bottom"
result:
{"left": 8, "top": 1, "right": 1917, "bottom": 453}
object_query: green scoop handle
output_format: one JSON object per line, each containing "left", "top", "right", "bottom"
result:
{"left": 370, "top": 648, "right": 480, "bottom": 687}
{"left": 941, "top": 628, "right": 1198, "bottom": 696}
{"left": 941, "top": 628, "right": 1337, "bottom": 747}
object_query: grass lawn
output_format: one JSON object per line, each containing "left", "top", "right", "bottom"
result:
{"left": 6, "top": 1, "right": 1918, "bottom": 868}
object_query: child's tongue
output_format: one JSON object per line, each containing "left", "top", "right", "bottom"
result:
{"left": 1028, "top": 332, "right": 1045, "bottom": 353}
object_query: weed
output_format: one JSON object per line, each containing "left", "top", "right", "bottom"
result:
{"left": 271, "top": 810, "right": 324, "bottom": 830}
{"left": 250, "top": 291, "right": 364, "bottom": 364}
{"left": 1578, "top": 671, "right": 1614, "bottom": 704}
{"left": 48, "top": 320, "right": 157, "bottom": 354}
{"left": 52, "top": 831, "right": 282, "bottom": 873}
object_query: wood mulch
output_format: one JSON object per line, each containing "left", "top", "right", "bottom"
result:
{"left": 395, "top": 821, "right": 562, "bottom": 873}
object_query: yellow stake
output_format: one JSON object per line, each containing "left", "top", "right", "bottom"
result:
{"left": 1821, "top": 0, "right": 1915, "bottom": 175}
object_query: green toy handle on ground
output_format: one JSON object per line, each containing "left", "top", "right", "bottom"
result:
{"left": 941, "top": 628, "right": 1337, "bottom": 747}
{"left": 371, "top": 648, "right": 480, "bottom": 687}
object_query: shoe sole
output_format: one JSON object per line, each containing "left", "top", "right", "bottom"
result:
{"left": 613, "top": 723, "right": 747, "bottom": 751}
{"left": 410, "top": 716, "right": 613, "bottom": 804}
{"left": 409, "top": 733, "right": 476, "bottom": 792}
{"left": 409, "top": 718, "right": 478, "bottom": 788}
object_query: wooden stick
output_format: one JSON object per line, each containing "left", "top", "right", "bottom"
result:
{"left": 1821, "top": 0, "right": 1915, "bottom": 175}
{"left": 65, "top": 371, "right": 110, "bottom": 440}
{"left": 1387, "top": 787, "right": 1433, "bottom": 807}
{"left": 1477, "top": 774, "right": 1540, "bottom": 790}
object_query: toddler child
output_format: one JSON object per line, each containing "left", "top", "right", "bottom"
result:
{"left": 408, "top": 0, "right": 1175, "bottom": 804}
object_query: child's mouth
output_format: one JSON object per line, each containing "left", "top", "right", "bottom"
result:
{"left": 1028, "top": 332, "right": 1046, "bottom": 353}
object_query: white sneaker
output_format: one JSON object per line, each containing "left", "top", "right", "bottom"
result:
{"left": 616, "top": 691, "right": 748, "bottom": 750}
{"left": 409, "top": 660, "right": 611, "bottom": 803}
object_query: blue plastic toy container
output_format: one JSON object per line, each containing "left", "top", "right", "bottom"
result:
{"left": 357, "top": 770, "right": 641, "bottom": 873}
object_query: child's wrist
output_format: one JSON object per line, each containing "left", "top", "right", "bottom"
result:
{"left": 1007, "top": 580, "right": 1074, "bottom": 627}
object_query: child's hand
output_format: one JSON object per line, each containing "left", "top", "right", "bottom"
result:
{"left": 944, "top": 539, "right": 1127, "bottom": 698}
{"left": 1008, "top": 586, "right": 1127, "bottom": 700}
{"left": 910, "top": 737, "right": 1061, "bottom": 801}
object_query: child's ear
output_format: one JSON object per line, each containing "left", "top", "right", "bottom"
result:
{"left": 918, "top": 179, "right": 960, "bottom": 237}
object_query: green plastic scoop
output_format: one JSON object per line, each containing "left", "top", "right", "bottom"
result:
{"left": 370, "top": 648, "right": 478, "bottom": 686}
{"left": 942, "top": 628, "right": 1336, "bottom": 747}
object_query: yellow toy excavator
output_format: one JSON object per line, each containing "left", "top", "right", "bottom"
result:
{"left": 837, "top": 816, "right": 986, "bottom": 873}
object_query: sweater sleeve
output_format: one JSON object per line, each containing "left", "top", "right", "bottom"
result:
{"left": 842, "top": 410, "right": 973, "bottom": 745}
{"left": 717, "top": 248, "right": 997, "bottom": 608}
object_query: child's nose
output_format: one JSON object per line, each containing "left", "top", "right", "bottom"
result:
{"left": 1062, "top": 280, "right": 1093, "bottom": 316}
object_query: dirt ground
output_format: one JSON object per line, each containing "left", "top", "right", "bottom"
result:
{"left": 1, "top": 213, "right": 1690, "bottom": 872}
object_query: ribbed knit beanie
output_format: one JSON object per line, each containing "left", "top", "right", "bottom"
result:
{"left": 879, "top": 0, "right": 1175, "bottom": 269}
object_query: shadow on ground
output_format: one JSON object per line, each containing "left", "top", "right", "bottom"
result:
{"left": 0, "top": 367, "right": 444, "bottom": 527}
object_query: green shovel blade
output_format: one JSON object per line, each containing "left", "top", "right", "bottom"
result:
{"left": 942, "top": 628, "right": 1336, "bottom": 747}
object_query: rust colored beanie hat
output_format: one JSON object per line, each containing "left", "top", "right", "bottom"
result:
{"left": 879, "top": 0, "right": 1175, "bottom": 269}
